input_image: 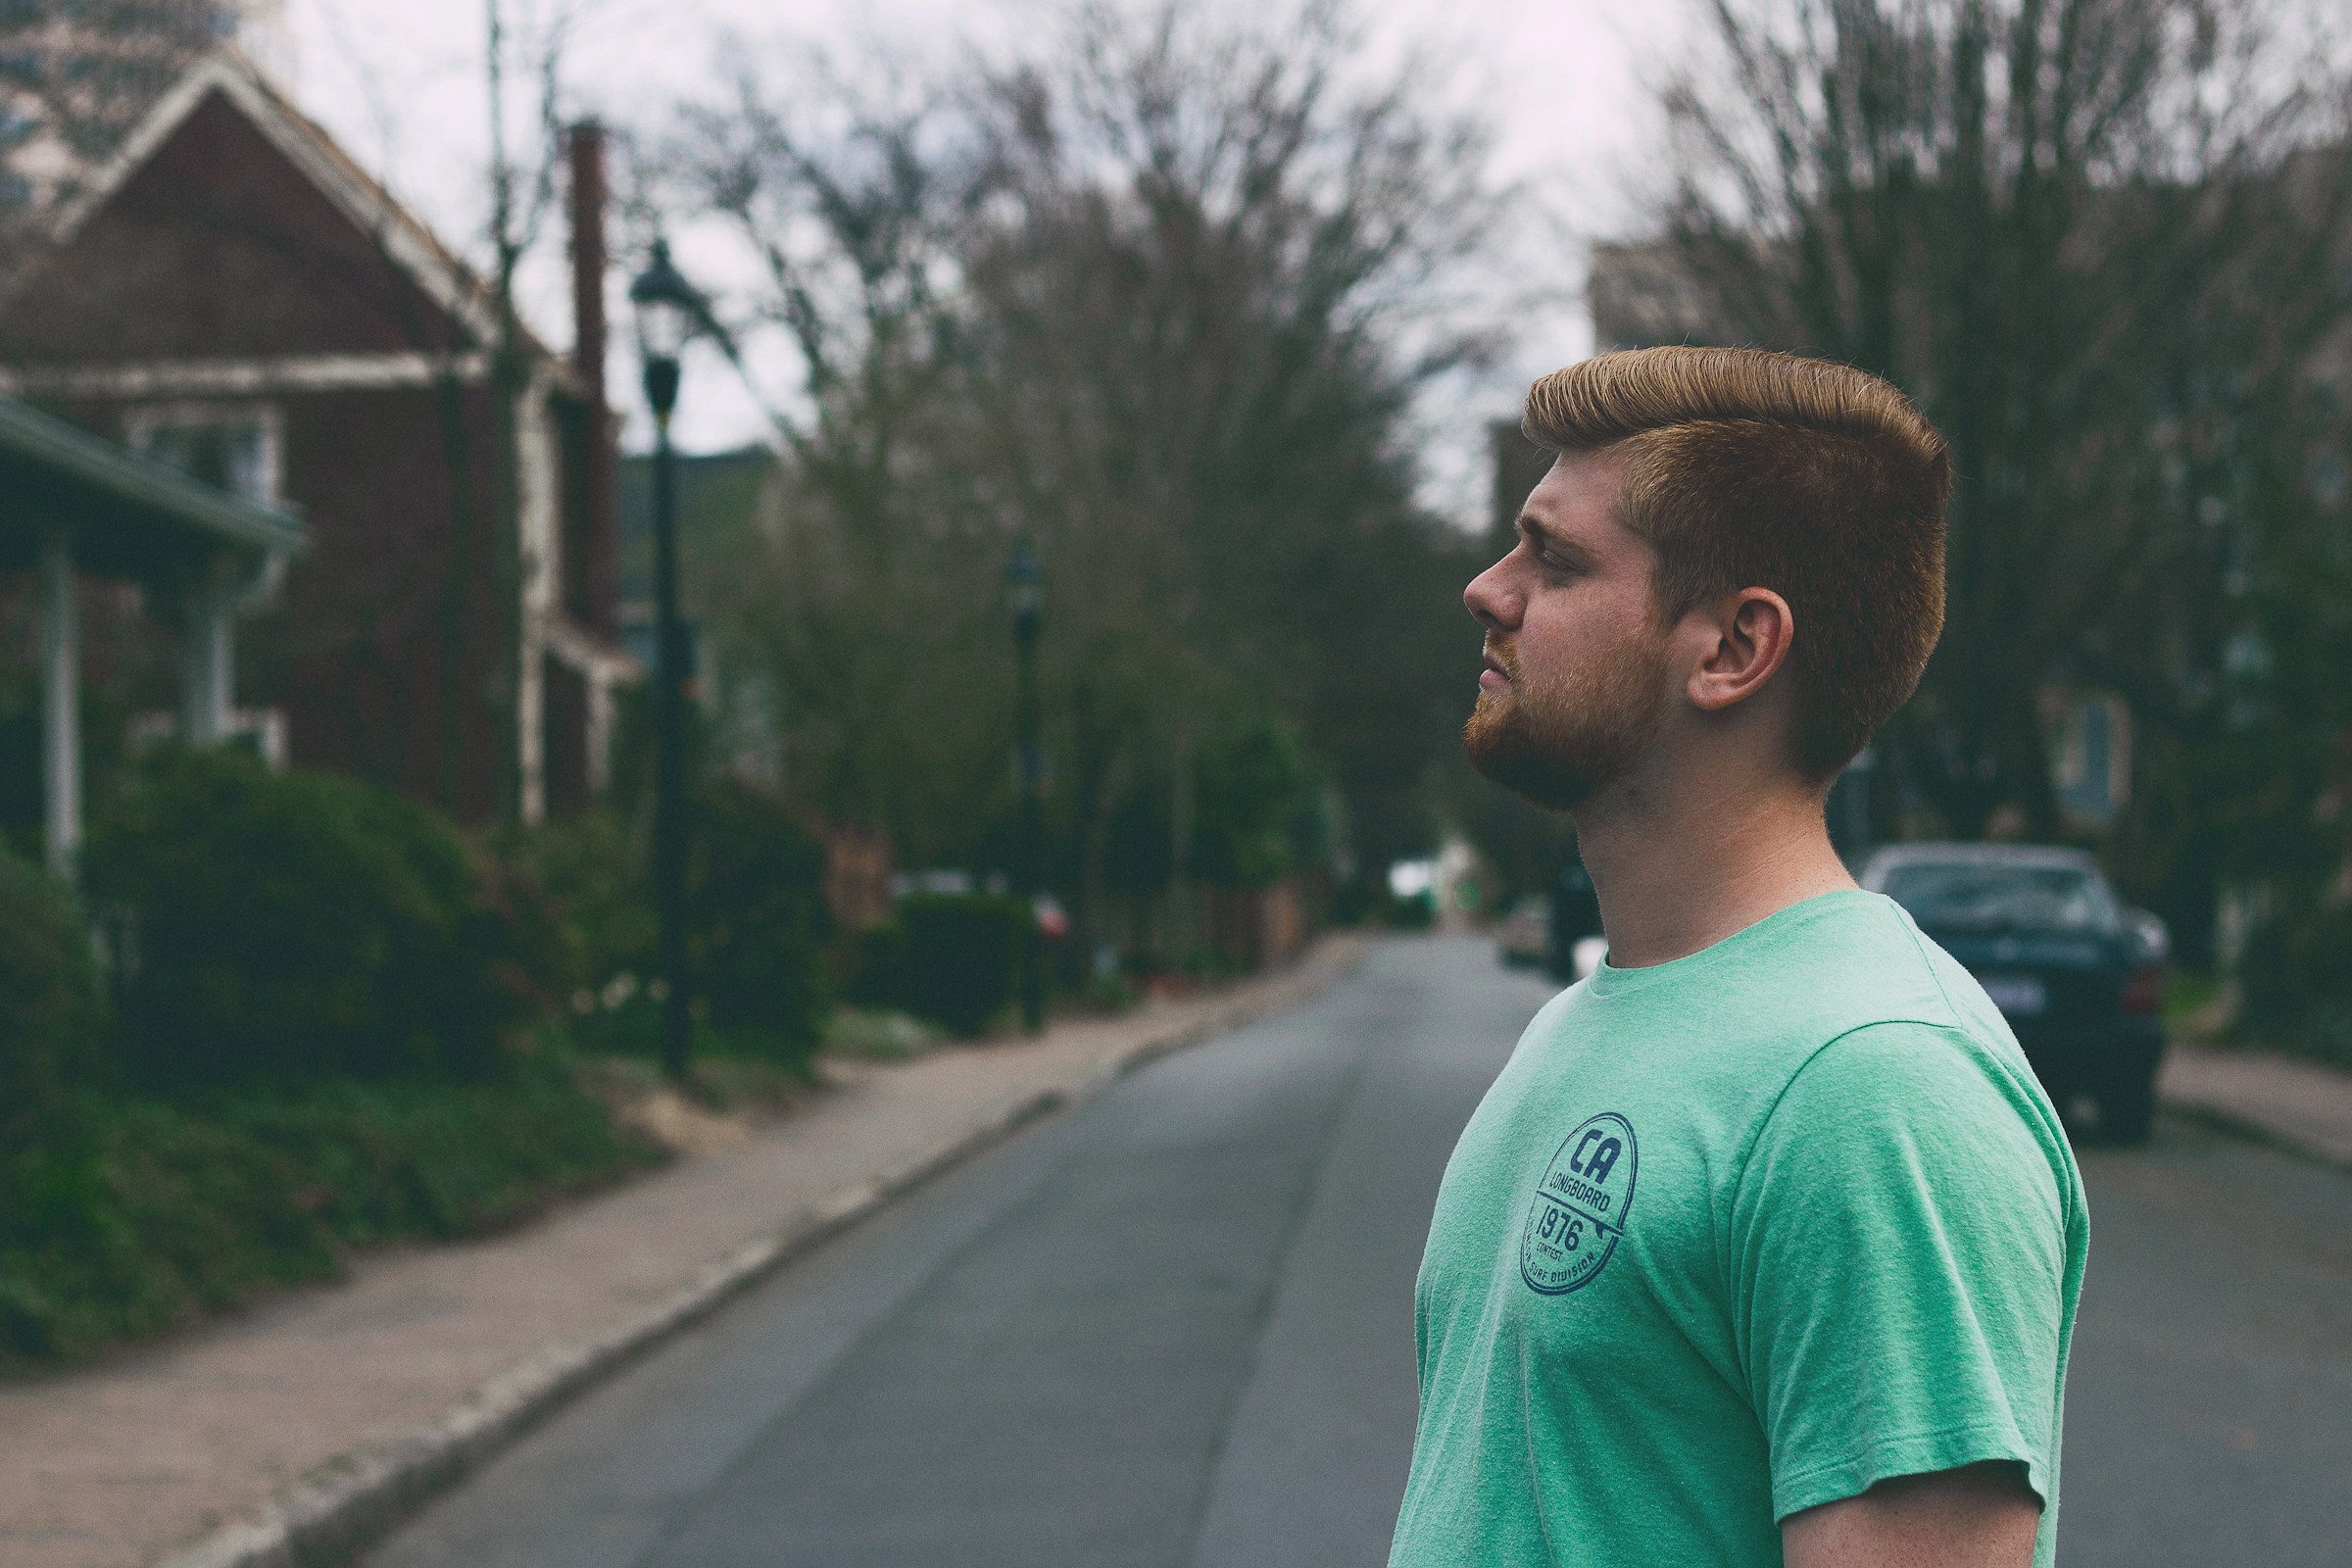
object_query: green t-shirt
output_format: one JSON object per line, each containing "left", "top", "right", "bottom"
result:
{"left": 1389, "top": 889, "right": 2087, "bottom": 1568}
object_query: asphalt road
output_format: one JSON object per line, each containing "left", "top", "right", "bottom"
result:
{"left": 362, "top": 936, "right": 2352, "bottom": 1568}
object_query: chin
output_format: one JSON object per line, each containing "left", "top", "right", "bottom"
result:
{"left": 1465, "top": 706, "right": 1596, "bottom": 812}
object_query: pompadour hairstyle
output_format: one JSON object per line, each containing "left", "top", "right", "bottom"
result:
{"left": 1523, "top": 346, "right": 1949, "bottom": 779}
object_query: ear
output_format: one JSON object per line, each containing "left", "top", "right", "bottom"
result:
{"left": 1684, "top": 588, "right": 1794, "bottom": 712}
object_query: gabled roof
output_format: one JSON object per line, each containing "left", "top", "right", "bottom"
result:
{"left": 42, "top": 50, "right": 555, "bottom": 367}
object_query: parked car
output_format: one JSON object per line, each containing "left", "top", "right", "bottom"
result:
{"left": 1497, "top": 897, "right": 1551, "bottom": 968}
{"left": 1858, "top": 843, "right": 2168, "bottom": 1143}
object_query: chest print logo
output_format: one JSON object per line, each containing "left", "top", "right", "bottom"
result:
{"left": 1520, "top": 1111, "right": 1640, "bottom": 1296}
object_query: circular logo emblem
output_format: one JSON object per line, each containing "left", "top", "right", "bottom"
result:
{"left": 1520, "top": 1111, "right": 1639, "bottom": 1296}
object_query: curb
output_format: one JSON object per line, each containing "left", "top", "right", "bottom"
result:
{"left": 156, "top": 937, "right": 1365, "bottom": 1568}
{"left": 2158, "top": 1097, "right": 2352, "bottom": 1175}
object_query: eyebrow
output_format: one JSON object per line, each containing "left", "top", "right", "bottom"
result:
{"left": 1518, "top": 513, "right": 1595, "bottom": 568}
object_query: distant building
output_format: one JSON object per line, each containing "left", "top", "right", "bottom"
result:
{"left": 0, "top": 2, "right": 293, "bottom": 224}
{"left": 1588, "top": 239, "right": 1726, "bottom": 353}
{"left": 0, "top": 52, "right": 631, "bottom": 823}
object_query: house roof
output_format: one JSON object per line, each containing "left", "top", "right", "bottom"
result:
{"left": 0, "top": 392, "right": 305, "bottom": 575}
{"left": 34, "top": 49, "right": 562, "bottom": 373}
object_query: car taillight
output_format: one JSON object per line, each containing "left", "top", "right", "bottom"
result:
{"left": 2120, "top": 964, "right": 2164, "bottom": 1016}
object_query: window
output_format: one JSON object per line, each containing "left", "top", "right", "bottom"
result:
{"left": 125, "top": 402, "right": 282, "bottom": 507}
{"left": 1881, "top": 863, "right": 2125, "bottom": 936}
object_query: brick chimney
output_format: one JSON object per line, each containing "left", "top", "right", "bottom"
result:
{"left": 567, "top": 119, "right": 620, "bottom": 638}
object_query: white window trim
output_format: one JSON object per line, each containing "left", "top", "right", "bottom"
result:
{"left": 122, "top": 399, "right": 286, "bottom": 509}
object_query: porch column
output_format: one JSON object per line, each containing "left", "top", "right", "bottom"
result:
{"left": 38, "top": 534, "right": 79, "bottom": 877}
{"left": 181, "top": 563, "right": 234, "bottom": 745}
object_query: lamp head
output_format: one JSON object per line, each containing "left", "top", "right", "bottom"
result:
{"left": 630, "top": 237, "right": 703, "bottom": 418}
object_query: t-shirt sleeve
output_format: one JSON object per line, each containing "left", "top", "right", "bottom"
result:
{"left": 1730, "top": 1020, "right": 2074, "bottom": 1522}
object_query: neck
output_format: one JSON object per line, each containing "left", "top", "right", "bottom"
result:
{"left": 1572, "top": 756, "right": 1855, "bottom": 969}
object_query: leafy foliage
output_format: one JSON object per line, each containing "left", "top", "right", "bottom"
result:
{"left": 498, "top": 781, "right": 834, "bottom": 1067}
{"left": 691, "top": 781, "right": 834, "bottom": 1059}
{"left": 0, "top": 1064, "right": 659, "bottom": 1368}
{"left": 0, "top": 848, "right": 109, "bottom": 1144}
{"left": 80, "top": 748, "right": 529, "bottom": 1088}
{"left": 1191, "top": 715, "right": 1320, "bottom": 889}
{"left": 856, "top": 893, "right": 1028, "bottom": 1037}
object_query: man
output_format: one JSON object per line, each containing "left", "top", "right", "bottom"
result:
{"left": 1388, "top": 347, "right": 2086, "bottom": 1568}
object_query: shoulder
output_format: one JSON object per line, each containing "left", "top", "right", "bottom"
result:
{"left": 1740, "top": 1018, "right": 2078, "bottom": 1236}
{"left": 1779, "top": 891, "right": 1978, "bottom": 1028}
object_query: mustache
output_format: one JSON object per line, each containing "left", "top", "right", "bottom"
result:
{"left": 1483, "top": 638, "right": 1519, "bottom": 679}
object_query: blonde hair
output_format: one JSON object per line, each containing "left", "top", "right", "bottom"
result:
{"left": 1523, "top": 347, "right": 1950, "bottom": 777}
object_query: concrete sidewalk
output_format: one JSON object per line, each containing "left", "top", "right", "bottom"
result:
{"left": 2160, "top": 1042, "right": 2352, "bottom": 1169}
{"left": 0, "top": 939, "right": 1364, "bottom": 1568}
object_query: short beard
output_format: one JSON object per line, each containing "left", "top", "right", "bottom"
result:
{"left": 1464, "top": 637, "right": 1669, "bottom": 811}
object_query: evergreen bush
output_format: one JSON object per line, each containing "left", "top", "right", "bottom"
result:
{"left": 0, "top": 848, "right": 109, "bottom": 1144}
{"left": 498, "top": 788, "right": 834, "bottom": 1068}
{"left": 0, "top": 1063, "right": 657, "bottom": 1367}
{"left": 80, "top": 748, "right": 526, "bottom": 1088}
{"left": 883, "top": 893, "right": 1027, "bottom": 1037}
{"left": 690, "top": 781, "right": 833, "bottom": 1062}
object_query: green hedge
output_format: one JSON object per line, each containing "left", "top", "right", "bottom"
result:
{"left": 0, "top": 849, "right": 109, "bottom": 1144}
{"left": 503, "top": 785, "right": 833, "bottom": 1067}
{"left": 81, "top": 748, "right": 528, "bottom": 1088}
{"left": 0, "top": 749, "right": 844, "bottom": 1368}
{"left": 0, "top": 1063, "right": 659, "bottom": 1367}
{"left": 692, "top": 781, "right": 832, "bottom": 1058}
{"left": 2239, "top": 906, "right": 2352, "bottom": 1068}
{"left": 855, "top": 893, "right": 1027, "bottom": 1037}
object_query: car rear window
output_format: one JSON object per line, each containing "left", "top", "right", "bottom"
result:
{"left": 1880, "top": 862, "right": 2123, "bottom": 934}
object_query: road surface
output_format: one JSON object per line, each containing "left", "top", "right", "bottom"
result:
{"left": 363, "top": 936, "right": 2352, "bottom": 1568}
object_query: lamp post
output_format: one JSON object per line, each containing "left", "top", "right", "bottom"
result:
{"left": 1004, "top": 539, "right": 1047, "bottom": 1034}
{"left": 631, "top": 238, "right": 704, "bottom": 1084}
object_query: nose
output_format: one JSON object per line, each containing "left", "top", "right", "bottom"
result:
{"left": 1465, "top": 556, "right": 1520, "bottom": 633}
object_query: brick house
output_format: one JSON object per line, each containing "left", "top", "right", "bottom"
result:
{"left": 0, "top": 51, "right": 631, "bottom": 823}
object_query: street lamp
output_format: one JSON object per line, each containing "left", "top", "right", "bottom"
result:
{"left": 1004, "top": 539, "right": 1047, "bottom": 1034}
{"left": 631, "top": 237, "right": 705, "bottom": 1084}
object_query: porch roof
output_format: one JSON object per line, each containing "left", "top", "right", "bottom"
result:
{"left": 0, "top": 393, "right": 304, "bottom": 576}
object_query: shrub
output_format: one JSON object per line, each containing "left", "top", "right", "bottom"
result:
{"left": 501, "top": 788, "right": 834, "bottom": 1069}
{"left": 872, "top": 893, "right": 1027, "bottom": 1037}
{"left": 2239, "top": 904, "right": 2352, "bottom": 1069}
{"left": 0, "top": 1061, "right": 658, "bottom": 1367}
{"left": 0, "top": 849, "right": 109, "bottom": 1145}
{"left": 490, "top": 806, "right": 655, "bottom": 1005}
{"left": 80, "top": 748, "right": 526, "bottom": 1088}
{"left": 691, "top": 782, "right": 833, "bottom": 1063}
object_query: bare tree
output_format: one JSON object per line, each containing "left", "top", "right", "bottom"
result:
{"left": 660, "top": 0, "right": 1501, "bottom": 955}
{"left": 954, "top": 0, "right": 1495, "bottom": 945}
{"left": 1650, "top": 0, "right": 2352, "bottom": 841}
{"left": 0, "top": 0, "right": 232, "bottom": 211}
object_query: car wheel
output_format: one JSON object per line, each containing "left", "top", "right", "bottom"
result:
{"left": 2100, "top": 1069, "right": 2157, "bottom": 1146}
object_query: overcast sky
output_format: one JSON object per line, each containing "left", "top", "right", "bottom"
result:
{"left": 275, "top": 0, "right": 1694, "bottom": 521}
